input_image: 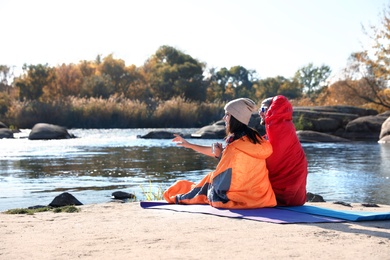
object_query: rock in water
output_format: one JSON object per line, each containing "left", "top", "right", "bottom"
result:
{"left": 49, "top": 192, "right": 83, "bottom": 207}
{"left": 112, "top": 191, "right": 135, "bottom": 200}
{"left": 29, "top": 123, "right": 75, "bottom": 140}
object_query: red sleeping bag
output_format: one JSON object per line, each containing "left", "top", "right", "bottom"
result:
{"left": 265, "top": 95, "right": 308, "bottom": 206}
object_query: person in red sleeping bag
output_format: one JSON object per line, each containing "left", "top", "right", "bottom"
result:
{"left": 259, "top": 95, "right": 308, "bottom": 206}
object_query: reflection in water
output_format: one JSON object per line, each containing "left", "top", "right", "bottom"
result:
{"left": 1, "top": 147, "right": 217, "bottom": 180}
{"left": 0, "top": 146, "right": 219, "bottom": 210}
{"left": 1, "top": 130, "right": 389, "bottom": 211}
{"left": 303, "top": 143, "right": 390, "bottom": 204}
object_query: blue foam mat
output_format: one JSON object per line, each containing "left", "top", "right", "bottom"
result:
{"left": 140, "top": 201, "right": 344, "bottom": 224}
{"left": 279, "top": 205, "right": 390, "bottom": 222}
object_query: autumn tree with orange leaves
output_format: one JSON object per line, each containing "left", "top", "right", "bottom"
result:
{"left": 335, "top": 5, "right": 390, "bottom": 111}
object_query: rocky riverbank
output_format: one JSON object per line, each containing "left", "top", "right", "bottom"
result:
{"left": 188, "top": 106, "right": 390, "bottom": 143}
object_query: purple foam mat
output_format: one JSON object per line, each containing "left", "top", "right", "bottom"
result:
{"left": 140, "top": 201, "right": 344, "bottom": 224}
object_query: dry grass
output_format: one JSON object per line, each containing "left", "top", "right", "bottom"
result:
{"left": 140, "top": 182, "right": 166, "bottom": 201}
{"left": 3, "top": 95, "right": 224, "bottom": 128}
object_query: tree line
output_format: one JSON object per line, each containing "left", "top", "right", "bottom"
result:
{"left": 2, "top": 46, "right": 331, "bottom": 104}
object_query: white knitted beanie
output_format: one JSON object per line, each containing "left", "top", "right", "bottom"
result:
{"left": 224, "top": 98, "right": 256, "bottom": 125}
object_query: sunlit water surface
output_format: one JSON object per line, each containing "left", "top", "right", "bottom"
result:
{"left": 1, "top": 128, "right": 389, "bottom": 211}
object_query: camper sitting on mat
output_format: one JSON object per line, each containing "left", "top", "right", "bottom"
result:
{"left": 163, "top": 98, "right": 276, "bottom": 209}
{"left": 259, "top": 95, "right": 308, "bottom": 206}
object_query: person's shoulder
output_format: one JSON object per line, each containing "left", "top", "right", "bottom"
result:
{"left": 259, "top": 138, "right": 271, "bottom": 147}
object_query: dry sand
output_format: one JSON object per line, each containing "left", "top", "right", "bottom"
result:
{"left": 1, "top": 202, "right": 390, "bottom": 260}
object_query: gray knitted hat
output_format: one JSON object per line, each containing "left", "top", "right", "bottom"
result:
{"left": 224, "top": 98, "right": 256, "bottom": 125}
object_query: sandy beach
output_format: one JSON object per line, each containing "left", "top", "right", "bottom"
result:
{"left": 1, "top": 202, "right": 389, "bottom": 260}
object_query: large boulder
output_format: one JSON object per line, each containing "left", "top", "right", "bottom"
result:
{"left": 191, "top": 120, "right": 226, "bottom": 139}
{"left": 0, "top": 121, "right": 13, "bottom": 139}
{"left": 293, "top": 107, "right": 390, "bottom": 141}
{"left": 138, "top": 130, "right": 193, "bottom": 139}
{"left": 343, "top": 114, "right": 389, "bottom": 141}
{"left": 294, "top": 105, "right": 377, "bottom": 117}
{"left": 310, "top": 117, "right": 341, "bottom": 132}
{"left": 296, "top": 130, "right": 350, "bottom": 143}
{"left": 29, "top": 123, "right": 75, "bottom": 140}
{"left": 293, "top": 110, "right": 358, "bottom": 133}
{"left": 0, "top": 128, "right": 13, "bottom": 139}
{"left": 293, "top": 106, "right": 376, "bottom": 134}
{"left": 139, "top": 130, "right": 176, "bottom": 139}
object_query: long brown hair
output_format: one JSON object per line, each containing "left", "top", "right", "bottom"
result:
{"left": 226, "top": 115, "right": 263, "bottom": 144}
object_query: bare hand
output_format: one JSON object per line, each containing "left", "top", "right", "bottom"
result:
{"left": 213, "top": 142, "right": 223, "bottom": 158}
{"left": 172, "top": 134, "right": 190, "bottom": 148}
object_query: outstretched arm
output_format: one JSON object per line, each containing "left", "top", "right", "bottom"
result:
{"left": 172, "top": 134, "right": 222, "bottom": 158}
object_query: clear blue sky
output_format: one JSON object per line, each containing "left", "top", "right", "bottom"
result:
{"left": 1, "top": 0, "right": 388, "bottom": 80}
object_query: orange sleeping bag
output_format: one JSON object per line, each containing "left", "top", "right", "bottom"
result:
{"left": 164, "top": 136, "right": 276, "bottom": 209}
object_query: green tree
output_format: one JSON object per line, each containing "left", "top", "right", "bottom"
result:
{"left": 80, "top": 74, "right": 113, "bottom": 98}
{"left": 228, "top": 66, "right": 256, "bottom": 98}
{"left": 254, "top": 76, "right": 287, "bottom": 100}
{"left": 294, "top": 63, "right": 331, "bottom": 99}
{"left": 215, "top": 67, "right": 233, "bottom": 100}
{"left": 143, "top": 45, "right": 205, "bottom": 101}
{"left": 98, "top": 54, "right": 131, "bottom": 94}
{"left": 253, "top": 76, "right": 303, "bottom": 101}
{"left": 203, "top": 67, "right": 224, "bottom": 101}
{"left": 278, "top": 79, "right": 303, "bottom": 99}
{"left": 204, "top": 66, "right": 257, "bottom": 101}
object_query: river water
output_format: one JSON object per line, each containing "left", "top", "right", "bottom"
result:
{"left": 1, "top": 128, "right": 389, "bottom": 211}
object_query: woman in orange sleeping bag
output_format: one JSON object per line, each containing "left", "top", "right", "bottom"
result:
{"left": 163, "top": 98, "right": 276, "bottom": 209}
